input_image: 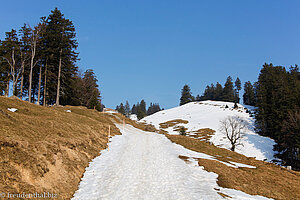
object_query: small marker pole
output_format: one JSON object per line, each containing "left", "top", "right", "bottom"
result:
{"left": 123, "top": 119, "right": 125, "bottom": 132}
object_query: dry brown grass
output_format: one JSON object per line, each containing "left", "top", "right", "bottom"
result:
{"left": 158, "top": 129, "right": 168, "bottom": 135}
{"left": 167, "top": 134, "right": 300, "bottom": 200}
{"left": 159, "top": 119, "right": 188, "bottom": 129}
{"left": 0, "top": 96, "right": 121, "bottom": 200}
{"left": 188, "top": 128, "right": 215, "bottom": 141}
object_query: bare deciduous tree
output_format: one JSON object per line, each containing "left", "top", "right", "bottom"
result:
{"left": 28, "top": 22, "right": 44, "bottom": 103}
{"left": 1, "top": 49, "right": 21, "bottom": 96}
{"left": 219, "top": 116, "right": 246, "bottom": 151}
{"left": 1, "top": 39, "right": 22, "bottom": 96}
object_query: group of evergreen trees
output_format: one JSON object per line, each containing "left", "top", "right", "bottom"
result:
{"left": 197, "top": 76, "right": 241, "bottom": 103}
{"left": 116, "top": 101, "right": 131, "bottom": 117}
{"left": 0, "top": 8, "right": 102, "bottom": 110}
{"left": 254, "top": 63, "right": 300, "bottom": 169}
{"left": 240, "top": 63, "right": 299, "bottom": 169}
{"left": 180, "top": 77, "right": 241, "bottom": 106}
{"left": 116, "top": 100, "right": 161, "bottom": 120}
{"left": 180, "top": 63, "right": 299, "bottom": 169}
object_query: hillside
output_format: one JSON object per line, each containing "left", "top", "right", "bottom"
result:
{"left": 1, "top": 97, "right": 299, "bottom": 200}
{"left": 139, "top": 100, "right": 300, "bottom": 199}
{"left": 141, "top": 100, "right": 276, "bottom": 161}
{"left": 0, "top": 97, "right": 123, "bottom": 199}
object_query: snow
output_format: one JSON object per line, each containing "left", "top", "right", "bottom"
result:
{"left": 72, "top": 124, "right": 271, "bottom": 200}
{"left": 105, "top": 110, "right": 118, "bottom": 114}
{"left": 65, "top": 110, "right": 72, "bottom": 113}
{"left": 7, "top": 108, "right": 18, "bottom": 112}
{"left": 129, "top": 114, "right": 138, "bottom": 121}
{"left": 229, "top": 161, "right": 256, "bottom": 169}
{"left": 103, "top": 108, "right": 118, "bottom": 114}
{"left": 141, "top": 100, "right": 276, "bottom": 161}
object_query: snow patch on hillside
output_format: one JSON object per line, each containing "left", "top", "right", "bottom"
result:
{"left": 141, "top": 100, "right": 276, "bottom": 161}
{"left": 8, "top": 108, "right": 18, "bottom": 112}
{"left": 129, "top": 114, "right": 138, "bottom": 121}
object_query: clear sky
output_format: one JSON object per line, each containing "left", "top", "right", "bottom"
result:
{"left": 1, "top": 0, "right": 300, "bottom": 109}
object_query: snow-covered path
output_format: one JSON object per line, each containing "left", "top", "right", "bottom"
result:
{"left": 72, "top": 124, "right": 271, "bottom": 200}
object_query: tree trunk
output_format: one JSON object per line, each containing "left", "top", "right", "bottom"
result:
{"left": 43, "top": 62, "right": 47, "bottom": 106}
{"left": 56, "top": 49, "right": 62, "bottom": 106}
{"left": 37, "top": 65, "right": 42, "bottom": 105}
{"left": 28, "top": 32, "right": 37, "bottom": 103}
{"left": 20, "top": 62, "right": 25, "bottom": 99}
{"left": 12, "top": 79, "right": 16, "bottom": 97}
{"left": 5, "top": 81, "right": 9, "bottom": 97}
{"left": 231, "top": 144, "right": 235, "bottom": 152}
{"left": 11, "top": 49, "right": 16, "bottom": 96}
{"left": 28, "top": 53, "right": 35, "bottom": 103}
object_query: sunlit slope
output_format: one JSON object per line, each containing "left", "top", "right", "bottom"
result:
{"left": 141, "top": 100, "right": 275, "bottom": 161}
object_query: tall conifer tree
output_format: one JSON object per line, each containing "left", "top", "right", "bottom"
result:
{"left": 180, "top": 84, "right": 194, "bottom": 105}
{"left": 222, "top": 76, "right": 234, "bottom": 102}
{"left": 43, "top": 8, "right": 78, "bottom": 105}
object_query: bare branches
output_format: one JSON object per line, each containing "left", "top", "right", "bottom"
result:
{"left": 28, "top": 22, "right": 44, "bottom": 103}
{"left": 1, "top": 48, "right": 23, "bottom": 96}
{"left": 220, "top": 116, "right": 247, "bottom": 151}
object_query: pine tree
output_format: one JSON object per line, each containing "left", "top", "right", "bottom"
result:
{"left": 137, "top": 99, "right": 147, "bottom": 119}
{"left": 202, "top": 84, "right": 216, "bottom": 100}
{"left": 222, "top": 76, "right": 234, "bottom": 102}
{"left": 235, "top": 77, "right": 241, "bottom": 103}
{"left": 279, "top": 108, "right": 300, "bottom": 169}
{"left": 43, "top": 8, "right": 78, "bottom": 105}
{"left": 215, "top": 82, "right": 223, "bottom": 101}
{"left": 201, "top": 85, "right": 211, "bottom": 100}
{"left": 136, "top": 107, "right": 144, "bottom": 120}
{"left": 243, "top": 81, "right": 255, "bottom": 106}
{"left": 87, "top": 89, "right": 101, "bottom": 111}
{"left": 180, "top": 84, "right": 194, "bottom": 105}
{"left": 117, "top": 103, "right": 125, "bottom": 115}
{"left": 81, "top": 69, "right": 99, "bottom": 105}
{"left": 124, "top": 101, "right": 131, "bottom": 117}
{"left": 131, "top": 104, "right": 137, "bottom": 115}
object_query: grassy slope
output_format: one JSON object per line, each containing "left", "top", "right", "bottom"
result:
{"left": 0, "top": 97, "right": 122, "bottom": 199}
{"left": 166, "top": 134, "right": 300, "bottom": 200}
{"left": 2, "top": 96, "right": 299, "bottom": 200}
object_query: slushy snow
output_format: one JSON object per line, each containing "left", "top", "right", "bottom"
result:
{"left": 141, "top": 100, "right": 276, "bottom": 161}
{"left": 72, "top": 124, "right": 271, "bottom": 200}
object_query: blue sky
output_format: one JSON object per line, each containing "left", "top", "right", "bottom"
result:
{"left": 1, "top": 1, "right": 300, "bottom": 109}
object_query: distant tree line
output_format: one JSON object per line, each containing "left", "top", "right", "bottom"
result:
{"left": 197, "top": 76, "right": 241, "bottom": 103}
{"left": 116, "top": 99, "right": 162, "bottom": 120}
{"left": 0, "top": 8, "right": 102, "bottom": 110}
{"left": 179, "top": 63, "right": 300, "bottom": 170}
{"left": 180, "top": 76, "right": 241, "bottom": 106}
